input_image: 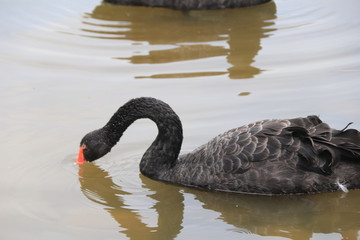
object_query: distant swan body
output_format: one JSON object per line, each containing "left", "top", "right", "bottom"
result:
{"left": 103, "top": 0, "right": 272, "bottom": 10}
{"left": 77, "top": 97, "right": 360, "bottom": 195}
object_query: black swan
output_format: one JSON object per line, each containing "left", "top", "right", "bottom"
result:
{"left": 103, "top": 0, "right": 272, "bottom": 10}
{"left": 77, "top": 97, "right": 360, "bottom": 195}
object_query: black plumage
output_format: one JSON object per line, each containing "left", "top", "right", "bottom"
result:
{"left": 103, "top": 0, "right": 272, "bottom": 10}
{"left": 79, "top": 97, "right": 360, "bottom": 195}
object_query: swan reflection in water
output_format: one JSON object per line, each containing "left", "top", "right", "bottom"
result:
{"left": 85, "top": 2, "right": 277, "bottom": 79}
{"left": 78, "top": 163, "right": 360, "bottom": 240}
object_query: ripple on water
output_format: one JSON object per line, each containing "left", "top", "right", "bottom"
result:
{"left": 61, "top": 149, "right": 155, "bottom": 198}
{"left": 4, "top": 0, "right": 358, "bottom": 81}
{"left": 61, "top": 147, "right": 360, "bottom": 239}
{"left": 66, "top": 152, "right": 166, "bottom": 233}
{"left": 262, "top": 1, "right": 360, "bottom": 74}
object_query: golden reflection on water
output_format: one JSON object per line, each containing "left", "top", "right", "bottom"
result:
{"left": 78, "top": 163, "right": 360, "bottom": 240}
{"left": 79, "top": 163, "right": 183, "bottom": 240}
{"left": 84, "top": 2, "right": 277, "bottom": 79}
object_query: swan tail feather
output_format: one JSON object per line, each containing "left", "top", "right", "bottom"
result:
{"left": 284, "top": 122, "right": 360, "bottom": 175}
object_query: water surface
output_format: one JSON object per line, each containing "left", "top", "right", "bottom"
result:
{"left": 1, "top": 0, "right": 360, "bottom": 239}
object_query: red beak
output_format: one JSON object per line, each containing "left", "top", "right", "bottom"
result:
{"left": 76, "top": 145, "right": 87, "bottom": 165}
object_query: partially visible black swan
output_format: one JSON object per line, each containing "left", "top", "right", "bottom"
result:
{"left": 103, "top": 0, "right": 272, "bottom": 10}
{"left": 77, "top": 97, "right": 360, "bottom": 195}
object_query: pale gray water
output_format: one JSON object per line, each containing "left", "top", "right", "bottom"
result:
{"left": 1, "top": 0, "right": 360, "bottom": 239}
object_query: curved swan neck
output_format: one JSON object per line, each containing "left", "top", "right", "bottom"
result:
{"left": 103, "top": 97, "right": 183, "bottom": 178}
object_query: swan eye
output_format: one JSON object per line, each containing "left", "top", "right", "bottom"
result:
{"left": 82, "top": 147, "right": 95, "bottom": 162}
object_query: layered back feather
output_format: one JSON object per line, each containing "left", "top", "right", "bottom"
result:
{"left": 161, "top": 116, "right": 360, "bottom": 194}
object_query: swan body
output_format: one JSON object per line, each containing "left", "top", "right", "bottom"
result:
{"left": 103, "top": 0, "right": 272, "bottom": 10}
{"left": 78, "top": 97, "right": 360, "bottom": 195}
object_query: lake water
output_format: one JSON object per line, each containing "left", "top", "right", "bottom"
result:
{"left": 1, "top": 0, "right": 360, "bottom": 239}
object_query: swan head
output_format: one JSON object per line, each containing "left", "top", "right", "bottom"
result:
{"left": 77, "top": 129, "right": 112, "bottom": 164}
